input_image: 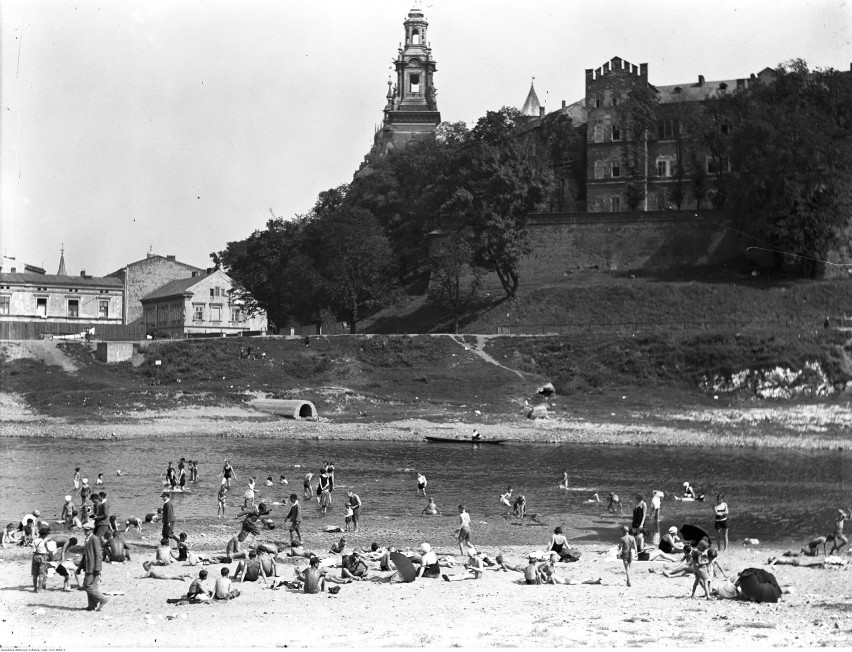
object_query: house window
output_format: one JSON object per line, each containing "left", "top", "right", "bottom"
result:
{"left": 210, "top": 305, "right": 222, "bottom": 322}
{"left": 37, "top": 298, "right": 47, "bottom": 317}
{"left": 410, "top": 73, "right": 420, "bottom": 93}
{"left": 593, "top": 123, "right": 603, "bottom": 143}
{"left": 611, "top": 162, "right": 621, "bottom": 178}
{"left": 68, "top": 299, "right": 79, "bottom": 318}
{"left": 0, "top": 296, "right": 9, "bottom": 315}
{"left": 210, "top": 288, "right": 215, "bottom": 299}
{"left": 98, "top": 300, "right": 109, "bottom": 319}
{"left": 611, "top": 124, "right": 620, "bottom": 141}
{"left": 193, "top": 304, "right": 204, "bottom": 321}
{"left": 656, "top": 158, "right": 673, "bottom": 177}
{"left": 610, "top": 196, "right": 622, "bottom": 212}
{"left": 657, "top": 119, "right": 679, "bottom": 140}
{"left": 593, "top": 97, "right": 600, "bottom": 108}
{"left": 594, "top": 160, "right": 604, "bottom": 179}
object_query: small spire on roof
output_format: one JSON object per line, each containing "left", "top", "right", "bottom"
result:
{"left": 521, "top": 79, "right": 542, "bottom": 117}
{"left": 57, "top": 244, "right": 67, "bottom": 276}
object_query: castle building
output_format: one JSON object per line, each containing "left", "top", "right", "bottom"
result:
{"left": 356, "top": 7, "right": 440, "bottom": 176}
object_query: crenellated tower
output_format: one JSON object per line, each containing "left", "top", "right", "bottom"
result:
{"left": 356, "top": 6, "right": 441, "bottom": 177}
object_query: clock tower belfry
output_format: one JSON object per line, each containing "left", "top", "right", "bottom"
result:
{"left": 356, "top": 6, "right": 441, "bottom": 177}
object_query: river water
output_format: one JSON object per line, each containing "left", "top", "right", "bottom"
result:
{"left": 1, "top": 436, "right": 849, "bottom": 546}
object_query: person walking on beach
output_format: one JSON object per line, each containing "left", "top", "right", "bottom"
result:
{"left": 347, "top": 491, "right": 362, "bottom": 532}
{"left": 317, "top": 472, "right": 331, "bottom": 512}
{"left": 76, "top": 522, "right": 108, "bottom": 611}
{"left": 243, "top": 477, "right": 257, "bottom": 508}
{"left": 617, "top": 525, "right": 636, "bottom": 587}
{"left": 829, "top": 509, "right": 849, "bottom": 555}
{"left": 417, "top": 472, "right": 428, "bottom": 497}
{"left": 93, "top": 491, "right": 110, "bottom": 538}
{"left": 220, "top": 460, "right": 235, "bottom": 488}
{"left": 80, "top": 478, "right": 92, "bottom": 507}
{"left": 714, "top": 493, "right": 730, "bottom": 552}
{"left": 455, "top": 505, "right": 472, "bottom": 557}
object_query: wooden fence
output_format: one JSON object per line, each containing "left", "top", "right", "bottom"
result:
{"left": 0, "top": 321, "right": 148, "bottom": 341}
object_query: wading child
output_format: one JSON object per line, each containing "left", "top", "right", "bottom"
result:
{"left": 61, "top": 496, "right": 75, "bottom": 528}
{"left": 217, "top": 484, "right": 228, "bottom": 518}
{"left": 617, "top": 525, "right": 636, "bottom": 587}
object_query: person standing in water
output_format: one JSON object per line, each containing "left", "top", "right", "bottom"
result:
{"left": 73, "top": 468, "right": 81, "bottom": 491}
{"left": 713, "top": 493, "right": 730, "bottom": 552}
{"left": 220, "top": 460, "right": 235, "bottom": 488}
{"left": 559, "top": 470, "right": 569, "bottom": 490}
{"left": 499, "top": 487, "right": 513, "bottom": 514}
{"left": 829, "top": 509, "right": 849, "bottom": 555}
{"left": 303, "top": 472, "right": 314, "bottom": 500}
{"left": 416, "top": 472, "right": 428, "bottom": 497}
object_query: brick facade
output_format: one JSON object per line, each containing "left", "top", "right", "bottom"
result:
{"left": 108, "top": 253, "right": 203, "bottom": 325}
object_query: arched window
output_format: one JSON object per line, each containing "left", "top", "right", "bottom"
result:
{"left": 412, "top": 29, "right": 420, "bottom": 44}
{"left": 656, "top": 157, "right": 671, "bottom": 177}
{"left": 611, "top": 124, "right": 620, "bottom": 141}
{"left": 593, "top": 123, "right": 603, "bottom": 143}
{"left": 594, "top": 160, "right": 604, "bottom": 179}
{"left": 409, "top": 73, "right": 420, "bottom": 93}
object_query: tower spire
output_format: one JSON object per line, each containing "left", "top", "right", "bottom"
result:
{"left": 521, "top": 78, "right": 542, "bottom": 117}
{"left": 57, "top": 244, "right": 67, "bottom": 276}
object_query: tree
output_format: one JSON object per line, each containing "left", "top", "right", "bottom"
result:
{"left": 304, "top": 205, "right": 399, "bottom": 333}
{"left": 427, "top": 233, "right": 484, "bottom": 334}
{"left": 717, "top": 60, "right": 852, "bottom": 276}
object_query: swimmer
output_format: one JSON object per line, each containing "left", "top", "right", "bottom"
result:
{"left": 265, "top": 476, "right": 274, "bottom": 486}
{"left": 559, "top": 470, "right": 569, "bottom": 490}
{"left": 279, "top": 475, "right": 288, "bottom": 485}
{"left": 61, "top": 495, "right": 75, "bottom": 528}
{"left": 499, "top": 487, "right": 513, "bottom": 514}
{"left": 96, "top": 473, "right": 104, "bottom": 485}
{"left": 513, "top": 495, "right": 527, "bottom": 521}
{"left": 217, "top": 484, "right": 229, "bottom": 518}
{"left": 682, "top": 482, "right": 697, "bottom": 500}
{"left": 115, "top": 470, "right": 127, "bottom": 477}
{"left": 421, "top": 496, "right": 440, "bottom": 516}
{"left": 607, "top": 492, "right": 622, "bottom": 515}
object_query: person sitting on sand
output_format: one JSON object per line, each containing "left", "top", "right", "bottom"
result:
{"left": 102, "top": 531, "right": 131, "bottom": 563}
{"left": 361, "top": 542, "right": 386, "bottom": 558}
{"left": 829, "top": 509, "right": 849, "bottom": 555}
{"left": 184, "top": 569, "right": 212, "bottom": 602}
{"left": 661, "top": 544, "right": 694, "bottom": 578}
{"left": 144, "top": 509, "right": 162, "bottom": 524}
{"left": 330, "top": 536, "right": 347, "bottom": 554}
{"left": 421, "top": 496, "right": 440, "bottom": 516}
{"left": 141, "top": 560, "right": 193, "bottom": 582}
{"left": 299, "top": 556, "right": 326, "bottom": 594}
{"left": 442, "top": 544, "right": 484, "bottom": 582}
{"left": 523, "top": 556, "right": 542, "bottom": 584}
{"left": 155, "top": 538, "right": 175, "bottom": 565}
{"left": 379, "top": 546, "right": 397, "bottom": 571}
{"left": 234, "top": 550, "right": 268, "bottom": 584}
{"left": 549, "top": 527, "right": 572, "bottom": 559}
{"left": 801, "top": 535, "right": 836, "bottom": 556}
{"left": 682, "top": 482, "right": 698, "bottom": 500}
{"left": 340, "top": 551, "right": 368, "bottom": 581}
{"left": 213, "top": 567, "right": 240, "bottom": 600}
{"left": 220, "top": 531, "right": 250, "bottom": 563}
{"left": 416, "top": 543, "right": 441, "bottom": 579}
{"left": 2, "top": 523, "right": 19, "bottom": 547}
{"left": 659, "top": 526, "right": 685, "bottom": 554}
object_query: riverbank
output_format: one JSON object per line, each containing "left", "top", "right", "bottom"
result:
{"left": 2, "top": 398, "right": 851, "bottom": 449}
{"left": 1, "top": 512, "right": 850, "bottom": 648}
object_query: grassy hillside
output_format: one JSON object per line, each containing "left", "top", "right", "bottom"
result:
{"left": 1, "top": 327, "right": 849, "bottom": 425}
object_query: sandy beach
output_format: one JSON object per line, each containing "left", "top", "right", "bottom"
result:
{"left": 1, "top": 509, "right": 851, "bottom": 648}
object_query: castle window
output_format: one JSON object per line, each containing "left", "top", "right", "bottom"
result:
{"left": 611, "top": 162, "right": 621, "bottom": 178}
{"left": 611, "top": 124, "right": 621, "bottom": 141}
{"left": 593, "top": 123, "right": 603, "bottom": 143}
{"left": 593, "top": 97, "right": 600, "bottom": 108}
{"left": 658, "top": 119, "right": 679, "bottom": 140}
{"left": 594, "top": 160, "right": 604, "bottom": 179}
{"left": 412, "top": 29, "right": 420, "bottom": 44}
{"left": 410, "top": 73, "right": 420, "bottom": 93}
{"left": 656, "top": 158, "right": 671, "bottom": 177}
{"left": 610, "top": 196, "right": 621, "bottom": 212}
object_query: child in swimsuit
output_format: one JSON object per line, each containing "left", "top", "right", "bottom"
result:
{"left": 617, "top": 525, "right": 636, "bottom": 587}
{"left": 829, "top": 509, "right": 849, "bottom": 555}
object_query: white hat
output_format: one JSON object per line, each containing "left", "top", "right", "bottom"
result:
{"left": 682, "top": 482, "right": 689, "bottom": 487}
{"left": 668, "top": 526, "right": 678, "bottom": 534}
{"left": 64, "top": 495, "right": 72, "bottom": 502}
{"left": 419, "top": 542, "right": 431, "bottom": 553}
{"left": 82, "top": 478, "right": 89, "bottom": 484}
{"left": 467, "top": 545, "right": 477, "bottom": 556}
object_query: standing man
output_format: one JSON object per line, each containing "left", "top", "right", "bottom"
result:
{"left": 93, "top": 491, "right": 110, "bottom": 538}
{"left": 161, "top": 492, "right": 178, "bottom": 544}
{"left": 347, "top": 491, "right": 362, "bottom": 532}
{"left": 76, "top": 522, "right": 108, "bottom": 611}
{"left": 416, "top": 472, "right": 428, "bottom": 497}
{"left": 455, "top": 505, "right": 472, "bottom": 558}
{"left": 285, "top": 494, "right": 302, "bottom": 545}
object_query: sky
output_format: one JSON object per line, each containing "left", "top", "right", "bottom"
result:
{"left": 1, "top": 0, "right": 849, "bottom": 276}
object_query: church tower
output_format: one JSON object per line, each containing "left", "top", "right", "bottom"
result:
{"left": 356, "top": 6, "right": 441, "bottom": 176}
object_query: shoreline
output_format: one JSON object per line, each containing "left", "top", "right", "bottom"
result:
{"left": 1, "top": 405, "right": 851, "bottom": 450}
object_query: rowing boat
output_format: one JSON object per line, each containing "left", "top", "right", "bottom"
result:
{"left": 424, "top": 436, "right": 506, "bottom": 445}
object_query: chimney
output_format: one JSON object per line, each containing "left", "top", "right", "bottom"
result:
{"left": 166, "top": 255, "right": 176, "bottom": 262}
{"left": 698, "top": 75, "right": 705, "bottom": 86}
{"left": 146, "top": 252, "right": 155, "bottom": 258}
{"left": 80, "top": 270, "right": 86, "bottom": 277}
{"left": 562, "top": 100, "right": 566, "bottom": 109}
{"left": 206, "top": 267, "right": 214, "bottom": 275}
{"left": 639, "top": 63, "right": 648, "bottom": 79}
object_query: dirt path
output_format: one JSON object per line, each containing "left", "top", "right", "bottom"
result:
{"left": 0, "top": 339, "right": 79, "bottom": 373}
{"left": 448, "top": 334, "right": 526, "bottom": 379}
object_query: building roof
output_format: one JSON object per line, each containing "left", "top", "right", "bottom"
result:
{"left": 654, "top": 78, "right": 745, "bottom": 103}
{"left": 0, "top": 273, "right": 122, "bottom": 288}
{"left": 57, "top": 250, "right": 67, "bottom": 276}
{"left": 521, "top": 82, "right": 542, "bottom": 117}
{"left": 140, "top": 276, "right": 207, "bottom": 302}
{"left": 108, "top": 253, "right": 203, "bottom": 277}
